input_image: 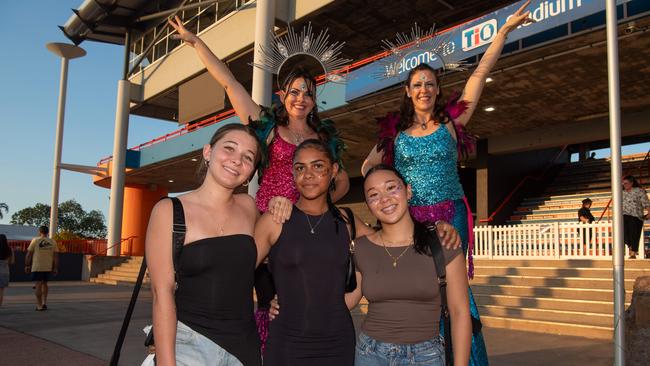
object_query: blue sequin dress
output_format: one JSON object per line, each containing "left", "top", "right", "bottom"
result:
{"left": 394, "top": 125, "right": 489, "bottom": 366}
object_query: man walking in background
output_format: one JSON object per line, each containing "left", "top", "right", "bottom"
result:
{"left": 25, "top": 226, "right": 58, "bottom": 311}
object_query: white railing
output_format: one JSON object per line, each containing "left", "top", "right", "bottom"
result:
{"left": 473, "top": 221, "right": 646, "bottom": 259}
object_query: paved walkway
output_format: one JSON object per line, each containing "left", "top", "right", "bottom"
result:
{"left": 0, "top": 281, "right": 613, "bottom": 365}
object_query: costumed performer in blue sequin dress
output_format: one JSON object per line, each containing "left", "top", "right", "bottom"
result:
{"left": 361, "top": 3, "right": 534, "bottom": 364}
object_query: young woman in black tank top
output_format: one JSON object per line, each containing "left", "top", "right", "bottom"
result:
{"left": 145, "top": 124, "right": 265, "bottom": 366}
{"left": 254, "top": 139, "right": 359, "bottom": 365}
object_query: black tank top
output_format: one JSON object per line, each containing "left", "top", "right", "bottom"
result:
{"left": 264, "top": 206, "right": 355, "bottom": 365}
{"left": 175, "top": 234, "right": 261, "bottom": 366}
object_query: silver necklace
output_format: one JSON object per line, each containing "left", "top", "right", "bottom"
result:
{"left": 286, "top": 126, "right": 309, "bottom": 144}
{"left": 304, "top": 211, "right": 327, "bottom": 234}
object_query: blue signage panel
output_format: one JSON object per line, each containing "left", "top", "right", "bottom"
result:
{"left": 345, "top": 0, "right": 628, "bottom": 101}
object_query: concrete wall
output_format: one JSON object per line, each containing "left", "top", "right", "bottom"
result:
{"left": 129, "top": 0, "right": 335, "bottom": 109}
{"left": 484, "top": 146, "right": 569, "bottom": 224}
{"left": 9, "top": 251, "right": 84, "bottom": 282}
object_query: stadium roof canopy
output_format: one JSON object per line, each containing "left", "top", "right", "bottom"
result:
{"left": 60, "top": 0, "right": 185, "bottom": 45}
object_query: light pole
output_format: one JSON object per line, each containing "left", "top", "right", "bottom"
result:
{"left": 46, "top": 42, "right": 86, "bottom": 239}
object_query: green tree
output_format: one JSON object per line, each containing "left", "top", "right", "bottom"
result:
{"left": 0, "top": 203, "right": 8, "bottom": 220}
{"left": 10, "top": 200, "right": 107, "bottom": 238}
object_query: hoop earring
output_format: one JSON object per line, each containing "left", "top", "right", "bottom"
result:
{"left": 242, "top": 179, "right": 250, "bottom": 187}
{"left": 309, "top": 111, "right": 314, "bottom": 124}
{"left": 204, "top": 160, "right": 210, "bottom": 168}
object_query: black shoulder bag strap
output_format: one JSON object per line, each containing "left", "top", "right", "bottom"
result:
{"left": 109, "top": 197, "right": 186, "bottom": 365}
{"left": 427, "top": 227, "right": 453, "bottom": 366}
{"left": 341, "top": 207, "right": 357, "bottom": 293}
{"left": 169, "top": 197, "right": 186, "bottom": 284}
{"left": 342, "top": 207, "right": 357, "bottom": 239}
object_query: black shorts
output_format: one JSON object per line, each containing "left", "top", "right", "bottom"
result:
{"left": 31, "top": 272, "right": 51, "bottom": 282}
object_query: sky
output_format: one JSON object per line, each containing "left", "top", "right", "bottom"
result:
{"left": 0, "top": 1, "right": 178, "bottom": 224}
{"left": 0, "top": 2, "right": 648, "bottom": 226}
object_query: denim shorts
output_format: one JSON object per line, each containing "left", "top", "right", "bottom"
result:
{"left": 141, "top": 321, "right": 243, "bottom": 366}
{"left": 355, "top": 332, "right": 445, "bottom": 366}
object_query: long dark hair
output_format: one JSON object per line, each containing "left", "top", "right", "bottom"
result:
{"left": 398, "top": 63, "right": 452, "bottom": 132}
{"left": 293, "top": 139, "right": 347, "bottom": 229}
{"left": 275, "top": 68, "right": 336, "bottom": 144}
{"left": 198, "top": 123, "right": 265, "bottom": 181}
{"left": 364, "top": 164, "right": 432, "bottom": 256}
{"left": 0, "top": 234, "right": 11, "bottom": 260}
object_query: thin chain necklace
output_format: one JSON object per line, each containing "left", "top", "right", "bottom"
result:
{"left": 379, "top": 232, "right": 413, "bottom": 268}
{"left": 286, "top": 125, "right": 310, "bottom": 144}
{"left": 414, "top": 118, "right": 435, "bottom": 130}
{"left": 304, "top": 210, "right": 327, "bottom": 234}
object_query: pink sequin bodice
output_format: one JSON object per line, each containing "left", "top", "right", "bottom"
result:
{"left": 256, "top": 133, "right": 299, "bottom": 212}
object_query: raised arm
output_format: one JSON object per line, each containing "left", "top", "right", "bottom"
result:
{"left": 168, "top": 16, "right": 261, "bottom": 123}
{"left": 456, "top": 0, "right": 532, "bottom": 126}
{"left": 445, "top": 254, "right": 472, "bottom": 366}
{"left": 145, "top": 200, "right": 177, "bottom": 366}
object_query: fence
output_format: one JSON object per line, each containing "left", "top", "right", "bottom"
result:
{"left": 8, "top": 238, "right": 136, "bottom": 257}
{"left": 473, "top": 221, "right": 645, "bottom": 259}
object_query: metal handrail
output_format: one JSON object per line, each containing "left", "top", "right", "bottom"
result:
{"left": 479, "top": 145, "right": 569, "bottom": 224}
{"left": 89, "top": 236, "right": 138, "bottom": 260}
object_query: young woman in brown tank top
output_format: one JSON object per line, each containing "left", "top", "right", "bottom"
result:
{"left": 346, "top": 165, "right": 472, "bottom": 366}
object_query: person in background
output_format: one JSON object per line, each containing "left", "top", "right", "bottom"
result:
{"left": 0, "top": 234, "right": 15, "bottom": 307}
{"left": 578, "top": 198, "right": 595, "bottom": 251}
{"left": 25, "top": 226, "right": 58, "bottom": 311}
{"left": 622, "top": 175, "right": 650, "bottom": 259}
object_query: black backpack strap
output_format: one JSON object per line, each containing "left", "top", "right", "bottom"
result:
{"left": 341, "top": 207, "right": 356, "bottom": 240}
{"left": 427, "top": 227, "right": 453, "bottom": 366}
{"left": 169, "top": 197, "right": 186, "bottom": 283}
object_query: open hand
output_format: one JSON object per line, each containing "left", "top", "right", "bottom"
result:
{"left": 436, "top": 221, "right": 461, "bottom": 250}
{"left": 268, "top": 196, "right": 293, "bottom": 224}
{"left": 168, "top": 15, "right": 200, "bottom": 47}
{"left": 502, "top": 0, "right": 535, "bottom": 34}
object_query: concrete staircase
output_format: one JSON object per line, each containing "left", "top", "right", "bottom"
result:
{"left": 472, "top": 258, "right": 650, "bottom": 339}
{"left": 90, "top": 256, "right": 148, "bottom": 286}
{"left": 507, "top": 153, "right": 650, "bottom": 251}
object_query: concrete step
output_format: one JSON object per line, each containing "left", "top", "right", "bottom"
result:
{"left": 473, "top": 259, "right": 650, "bottom": 269}
{"left": 105, "top": 266, "right": 142, "bottom": 275}
{"left": 475, "top": 266, "right": 650, "bottom": 279}
{"left": 470, "top": 274, "right": 636, "bottom": 291}
{"left": 471, "top": 284, "right": 633, "bottom": 302}
{"left": 97, "top": 272, "right": 148, "bottom": 282}
{"left": 478, "top": 305, "right": 613, "bottom": 328}
{"left": 522, "top": 191, "right": 611, "bottom": 203}
{"left": 480, "top": 316, "right": 612, "bottom": 339}
{"left": 474, "top": 294, "right": 612, "bottom": 313}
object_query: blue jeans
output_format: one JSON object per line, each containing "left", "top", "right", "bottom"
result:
{"left": 142, "top": 321, "right": 244, "bottom": 366}
{"left": 355, "top": 332, "right": 445, "bottom": 366}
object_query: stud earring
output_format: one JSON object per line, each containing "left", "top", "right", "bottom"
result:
{"left": 204, "top": 160, "right": 210, "bottom": 168}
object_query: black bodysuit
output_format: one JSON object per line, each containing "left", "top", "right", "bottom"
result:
{"left": 264, "top": 206, "right": 355, "bottom": 366}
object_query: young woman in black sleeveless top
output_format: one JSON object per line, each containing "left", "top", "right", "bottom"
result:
{"left": 254, "top": 139, "right": 358, "bottom": 365}
{"left": 146, "top": 124, "right": 265, "bottom": 366}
